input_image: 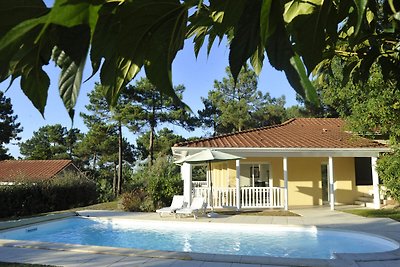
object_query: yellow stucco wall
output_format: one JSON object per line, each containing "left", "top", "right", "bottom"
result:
{"left": 211, "top": 157, "right": 370, "bottom": 207}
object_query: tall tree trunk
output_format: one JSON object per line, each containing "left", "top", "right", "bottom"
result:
{"left": 148, "top": 101, "right": 156, "bottom": 167}
{"left": 113, "top": 163, "right": 117, "bottom": 196}
{"left": 93, "top": 153, "right": 97, "bottom": 170}
{"left": 148, "top": 126, "right": 154, "bottom": 167}
{"left": 117, "top": 122, "right": 123, "bottom": 195}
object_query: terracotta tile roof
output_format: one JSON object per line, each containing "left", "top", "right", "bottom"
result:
{"left": 175, "top": 118, "right": 386, "bottom": 149}
{"left": 0, "top": 160, "right": 75, "bottom": 182}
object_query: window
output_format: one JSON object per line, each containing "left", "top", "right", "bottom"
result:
{"left": 354, "top": 157, "right": 372, "bottom": 186}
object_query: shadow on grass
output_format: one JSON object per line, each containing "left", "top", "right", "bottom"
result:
{"left": 343, "top": 208, "right": 400, "bottom": 222}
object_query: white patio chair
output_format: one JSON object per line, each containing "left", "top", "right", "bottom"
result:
{"left": 156, "top": 195, "right": 185, "bottom": 217}
{"left": 175, "top": 197, "right": 206, "bottom": 219}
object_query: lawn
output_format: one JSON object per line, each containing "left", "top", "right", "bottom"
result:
{"left": 343, "top": 208, "right": 400, "bottom": 222}
{"left": 69, "top": 200, "right": 120, "bottom": 211}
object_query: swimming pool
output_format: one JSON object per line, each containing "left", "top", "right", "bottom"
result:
{"left": 0, "top": 217, "right": 398, "bottom": 259}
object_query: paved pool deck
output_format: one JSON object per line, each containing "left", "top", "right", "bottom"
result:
{"left": 0, "top": 206, "right": 400, "bottom": 267}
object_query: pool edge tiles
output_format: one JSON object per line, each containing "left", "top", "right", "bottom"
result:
{"left": 0, "top": 238, "right": 333, "bottom": 266}
{"left": 1, "top": 238, "right": 397, "bottom": 267}
{"left": 0, "top": 212, "right": 77, "bottom": 231}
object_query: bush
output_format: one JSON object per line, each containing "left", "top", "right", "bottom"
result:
{"left": 122, "top": 156, "right": 183, "bottom": 211}
{"left": 0, "top": 171, "right": 98, "bottom": 218}
{"left": 120, "top": 189, "right": 146, "bottom": 211}
{"left": 377, "top": 146, "right": 400, "bottom": 203}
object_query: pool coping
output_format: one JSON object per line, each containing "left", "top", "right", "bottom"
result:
{"left": 0, "top": 212, "right": 77, "bottom": 231}
{"left": 0, "top": 211, "right": 400, "bottom": 267}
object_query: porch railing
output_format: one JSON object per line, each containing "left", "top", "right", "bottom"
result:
{"left": 193, "top": 186, "right": 285, "bottom": 209}
{"left": 241, "top": 187, "right": 285, "bottom": 208}
{"left": 192, "top": 181, "right": 208, "bottom": 187}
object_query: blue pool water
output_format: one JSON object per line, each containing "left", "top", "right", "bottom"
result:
{"left": 0, "top": 217, "right": 398, "bottom": 259}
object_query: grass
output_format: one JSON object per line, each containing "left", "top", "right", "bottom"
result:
{"left": 68, "top": 200, "right": 120, "bottom": 211}
{"left": 343, "top": 208, "right": 400, "bottom": 222}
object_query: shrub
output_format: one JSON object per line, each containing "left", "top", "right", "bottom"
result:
{"left": 0, "top": 171, "right": 98, "bottom": 218}
{"left": 120, "top": 189, "right": 146, "bottom": 211}
{"left": 377, "top": 146, "right": 400, "bottom": 203}
{"left": 122, "top": 156, "right": 183, "bottom": 211}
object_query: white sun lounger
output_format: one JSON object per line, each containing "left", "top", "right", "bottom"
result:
{"left": 175, "top": 197, "right": 206, "bottom": 219}
{"left": 156, "top": 195, "right": 185, "bottom": 217}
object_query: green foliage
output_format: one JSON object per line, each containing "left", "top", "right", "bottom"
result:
{"left": 343, "top": 208, "right": 400, "bottom": 222}
{"left": 198, "top": 66, "right": 287, "bottom": 135}
{"left": 0, "top": 171, "right": 98, "bottom": 218}
{"left": 120, "top": 189, "right": 146, "bottom": 212}
{"left": 19, "top": 124, "right": 82, "bottom": 160}
{"left": 377, "top": 146, "right": 400, "bottom": 203}
{"left": 0, "top": 91, "right": 22, "bottom": 159}
{"left": 316, "top": 59, "right": 400, "bottom": 139}
{"left": 123, "top": 78, "right": 197, "bottom": 163}
{"left": 135, "top": 128, "right": 185, "bottom": 161}
{"left": 2, "top": 1, "right": 400, "bottom": 123}
{"left": 79, "top": 84, "right": 135, "bottom": 195}
{"left": 122, "top": 156, "right": 183, "bottom": 212}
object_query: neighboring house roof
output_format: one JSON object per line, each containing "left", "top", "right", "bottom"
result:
{"left": 0, "top": 160, "right": 78, "bottom": 182}
{"left": 174, "top": 118, "right": 387, "bottom": 149}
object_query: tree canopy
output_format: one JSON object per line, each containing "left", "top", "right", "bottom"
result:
{"left": 1, "top": 1, "right": 399, "bottom": 116}
{"left": 198, "top": 66, "right": 287, "bottom": 135}
{"left": 19, "top": 124, "right": 81, "bottom": 160}
{"left": 124, "top": 77, "right": 198, "bottom": 164}
{"left": 0, "top": 91, "right": 22, "bottom": 159}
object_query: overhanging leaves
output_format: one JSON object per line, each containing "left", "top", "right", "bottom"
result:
{"left": 229, "top": 0, "right": 262, "bottom": 83}
{"left": 283, "top": 0, "right": 327, "bottom": 73}
{"left": 0, "top": 0, "right": 48, "bottom": 37}
{"left": 114, "top": 0, "right": 188, "bottom": 107}
{"left": 289, "top": 54, "right": 318, "bottom": 104}
{"left": 353, "top": 0, "right": 368, "bottom": 35}
{"left": 260, "top": 0, "right": 275, "bottom": 47}
{"left": 20, "top": 67, "right": 50, "bottom": 115}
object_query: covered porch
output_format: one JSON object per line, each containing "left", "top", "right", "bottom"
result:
{"left": 172, "top": 118, "right": 390, "bottom": 211}
{"left": 177, "top": 150, "right": 385, "bottom": 211}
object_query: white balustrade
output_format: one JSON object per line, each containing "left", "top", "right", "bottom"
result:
{"left": 192, "top": 181, "right": 208, "bottom": 187}
{"left": 193, "top": 187, "right": 284, "bottom": 209}
{"left": 241, "top": 187, "right": 284, "bottom": 208}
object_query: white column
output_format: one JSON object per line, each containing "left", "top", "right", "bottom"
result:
{"left": 283, "top": 157, "right": 288, "bottom": 211}
{"left": 328, "top": 156, "right": 335, "bottom": 210}
{"left": 236, "top": 159, "right": 241, "bottom": 211}
{"left": 371, "top": 157, "right": 381, "bottom": 209}
{"left": 181, "top": 163, "right": 192, "bottom": 206}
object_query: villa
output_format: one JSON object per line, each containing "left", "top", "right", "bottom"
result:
{"left": 172, "top": 118, "right": 390, "bottom": 211}
{"left": 0, "top": 159, "right": 80, "bottom": 184}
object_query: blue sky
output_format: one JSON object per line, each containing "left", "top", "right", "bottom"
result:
{"left": 1, "top": 2, "right": 298, "bottom": 158}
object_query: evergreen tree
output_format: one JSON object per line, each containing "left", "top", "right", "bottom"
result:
{"left": 0, "top": 91, "right": 22, "bottom": 159}
{"left": 80, "top": 84, "right": 135, "bottom": 195}
{"left": 199, "top": 66, "right": 287, "bottom": 135}
{"left": 136, "top": 128, "right": 185, "bottom": 161}
{"left": 124, "top": 78, "right": 198, "bottom": 165}
{"left": 19, "top": 124, "right": 81, "bottom": 160}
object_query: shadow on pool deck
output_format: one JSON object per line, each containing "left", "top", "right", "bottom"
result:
{"left": 1, "top": 206, "right": 400, "bottom": 267}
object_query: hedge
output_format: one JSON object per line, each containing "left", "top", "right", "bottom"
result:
{"left": 0, "top": 173, "right": 98, "bottom": 218}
